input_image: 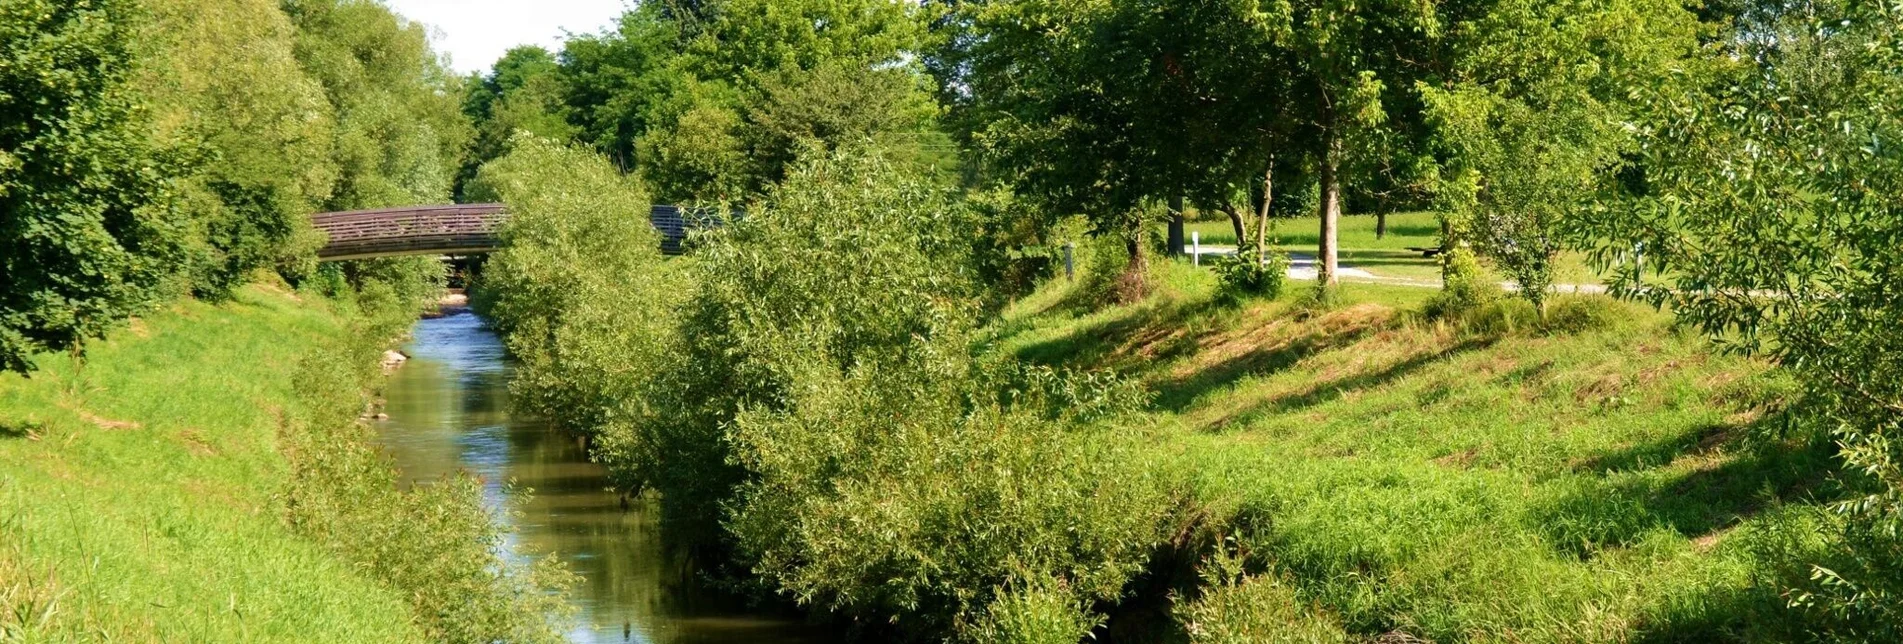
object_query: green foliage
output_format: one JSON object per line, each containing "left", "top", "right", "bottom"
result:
{"left": 0, "top": 0, "right": 188, "bottom": 373}
{"left": 1581, "top": 0, "right": 1903, "bottom": 632}
{"left": 638, "top": 148, "right": 978, "bottom": 530}
{"left": 963, "top": 186, "right": 1066, "bottom": 304}
{"left": 553, "top": 0, "right": 944, "bottom": 204}
{"left": 1423, "top": 245, "right": 1497, "bottom": 318}
{"left": 476, "top": 147, "right": 1183, "bottom": 639}
{"left": 1422, "top": 0, "right": 1704, "bottom": 314}
{"left": 457, "top": 46, "right": 576, "bottom": 197}
{"left": 677, "top": 150, "right": 1175, "bottom": 639}
{"left": 1176, "top": 541, "right": 1348, "bottom": 644}
{"left": 283, "top": 323, "right": 574, "bottom": 644}
{"left": 966, "top": 577, "right": 1106, "bottom": 644}
{"left": 137, "top": 0, "right": 336, "bottom": 296}
{"left": 466, "top": 135, "right": 670, "bottom": 454}
{"left": 284, "top": 0, "right": 470, "bottom": 211}
{"left": 1216, "top": 246, "right": 1292, "bottom": 300}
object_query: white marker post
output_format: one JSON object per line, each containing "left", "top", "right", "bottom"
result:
{"left": 1192, "top": 232, "right": 1201, "bottom": 267}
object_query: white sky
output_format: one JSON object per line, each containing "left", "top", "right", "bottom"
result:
{"left": 383, "top": 0, "right": 632, "bottom": 75}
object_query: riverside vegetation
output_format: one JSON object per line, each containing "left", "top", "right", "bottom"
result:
{"left": 0, "top": 279, "right": 571, "bottom": 642}
{"left": 468, "top": 138, "right": 1851, "bottom": 642}
{"left": 8, "top": 0, "right": 1903, "bottom": 642}
{"left": 2, "top": 0, "right": 573, "bottom": 641}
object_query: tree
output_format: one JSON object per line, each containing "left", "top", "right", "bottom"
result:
{"left": 457, "top": 46, "right": 576, "bottom": 197}
{"left": 0, "top": 0, "right": 188, "bottom": 373}
{"left": 1582, "top": 0, "right": 1903, "bottom": 630}
{"left": 956, "top": 0, "right": 1311, "bottom": 298}
{"left": 1423, "top": 0, "right": 1704, "bottom": 316}
{"left": 558, "top": 0, "right": 944, "bottom": 204}
{"left": 1279, "top": 0, "right": 1447, "bottom": 290}
{"left": 138, "top": 0, "right": 338, "bottom": 295}
{"left": 284, "top": 0, "right": 470, "bottom": 211}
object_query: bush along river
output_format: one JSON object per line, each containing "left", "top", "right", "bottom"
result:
{"left": 373, "top": 308, "right": 829, "bottom": 643}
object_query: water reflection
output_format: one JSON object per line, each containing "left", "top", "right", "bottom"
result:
{"left": 374, "top": 311, "right": 827, "bottom": 644}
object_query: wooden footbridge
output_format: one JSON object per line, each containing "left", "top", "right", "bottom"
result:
{"left": 312, "top": 204, "right": 709, "bottom": 261}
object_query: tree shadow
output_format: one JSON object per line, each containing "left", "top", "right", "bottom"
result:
{"left": 1195, "top": 336, "right": 1498, "bottom": 430}
{"left": 1010, "top": 296, "right": 1244, "bottom": 375}
{"left": 1533, "top": 410, "right": 1836, "bottom": 559}
{"left": 0, "top": 420, "right": 40, "bottom": 439}
{"left": 1150, "top": 323, "right": 1382, "bottom": 413}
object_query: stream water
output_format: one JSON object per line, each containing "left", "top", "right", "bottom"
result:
{"left": 372, "top": 310, "right": 828, "bottom": 644}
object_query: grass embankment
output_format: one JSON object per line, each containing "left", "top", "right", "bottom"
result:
{"left": 0, "top": 285, "right": 418, "bottom": 640}
{"left": 0, "top": 284, "right": 567, "bottom": 642}
{"left": 1178, "top": 212, "right": 1600, "bottom": 285}
{"left": 999, "top": 264, "right": 1829, "bottom": 640}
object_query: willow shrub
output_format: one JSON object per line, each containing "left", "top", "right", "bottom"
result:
{"left": 644, "top": 149, "right": 1182, "bottom": 641}
{"left": 725, "top": 358, "right": 1178, "bottom": 642}
{"left": 1585, "top": 2, "right": 1903, "bottom": 633}
{"left": 283, "top": 315, "right": 573, "bottom": 643}
{"left": 468, "top": 135, "right": 680, "bottom": 458}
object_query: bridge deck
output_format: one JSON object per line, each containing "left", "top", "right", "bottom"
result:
{"left": 312, "top": 203, "right": 712, "bottom": 261}
{"left": 314, "top": 204, "right": 508, "bottom": 261}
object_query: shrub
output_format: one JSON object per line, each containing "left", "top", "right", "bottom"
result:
{"left": 1215, "top": 246, "right": 1290, "bottom": 300}
{"left": 621, "top": 147, "right": 980, "bottom": 533}
{"left": 1175, "top": 540, "right": 1349, "bottom": 644}
{"left": 1423, "top": 246, "right": 1497, "bottom": 319}
{"left": 0, "top": 0, "right": 190, "bottom": 373}
{"left": 724, "top": 359, "right": 1178, "bottom": 640}
{"left": 594, "top": 148, "right": 1183, "bottom": 639}
{"left": 966, "top": 577, "right": 1107, "bottom": 644}
{"left": 467, "top": 134, "right": 677, "bottom": 448}
{"left": 281, "top": 318, "right": 573, "bottom": 643}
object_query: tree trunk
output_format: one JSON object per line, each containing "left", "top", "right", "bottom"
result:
{"left": 1376, "top": 211, "right": 1387, "bottom": 240}
{"left": 1167, "top": 195, "right": 1186, "bottom": 256}
{"left": 1117, "top": 226, "right": 1149, "bottom": 302}
{"left": 1318, "top": 128, "right": 1342, "bottom": 288}
{"left": 1440, "top": 215, "right": 1455, "bottom": 283}
{"left": 1256, "top": 158, "right": 1274, "bottom": 255}
{"left": 1221, "top": 203, "right": 1246, "bottom": 245}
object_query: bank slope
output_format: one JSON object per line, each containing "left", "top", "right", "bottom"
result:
{"left": 998, "top": 267, "right": 1830, "bottom": 641}
{"left": 0, "top": 285, "right": 420, "bottom": 642}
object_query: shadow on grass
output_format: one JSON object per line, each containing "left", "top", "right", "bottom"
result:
{"left": 1535, "top": 411, "right": 1837, "bottom": 559}
{"left": 1011, "top": 296, "right": 1244, "bottom": 374}
{"left": 1193, "top": 336, "right": 1499, "bottom": 431}
{"left": 1150, "top": 322, "right": 1391, "bottom": 413}
{"left": 0, "top": 420, "right": 40, "bottom": 439}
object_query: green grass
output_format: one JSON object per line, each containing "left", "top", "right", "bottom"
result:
{"left": 0, "top": 285, "right": 422, "bottom": 642}
{"left": 1175, "top": 212, "right": 1603, "bottom": 285}
{"left": 997, "top": 265, "right": 1828, "bottom": 641}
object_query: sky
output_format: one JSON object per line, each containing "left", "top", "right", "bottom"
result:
{"left": 383, "top": 0, "right": 631, "bottom": 75}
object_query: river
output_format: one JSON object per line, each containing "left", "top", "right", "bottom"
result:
{"left": 372, "top": 310, "right": 829, "bottom": 644}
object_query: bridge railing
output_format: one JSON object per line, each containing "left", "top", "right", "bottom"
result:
{"left": 312, "top": 203, "right": 728, "bottom": 260}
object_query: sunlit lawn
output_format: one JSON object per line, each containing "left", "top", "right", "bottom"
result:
{"left": 993, "top": 264, "right": 1818, "bottom": 641}
{"left": 1171, "top": 212, "right": 1603, "bottom": 285}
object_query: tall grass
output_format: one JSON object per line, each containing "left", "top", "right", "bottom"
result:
{"left": 1001, "top": 265, "right": 1833, "bottom": 641}
{"left": 0, "top": 282, "right": 570, "bottom": 642}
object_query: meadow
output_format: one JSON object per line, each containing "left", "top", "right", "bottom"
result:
{"left": 994, "top": 260, "right": 1827, "bottom": 641}
{"left": 0, "top": 284, "right": 567, "bottom": 642}
{"left": 1176, "top": 213, "right": 1602, "bottom": 285}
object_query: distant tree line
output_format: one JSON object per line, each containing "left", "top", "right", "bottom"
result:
{"left": 1, "top": 0, "right": 463, "bottom": 372}
{"left": 448, "top": 0, "right": 1903, "bottom": 639}
{"left": 10, "top": 0, "right": 1903, "bottom": 637}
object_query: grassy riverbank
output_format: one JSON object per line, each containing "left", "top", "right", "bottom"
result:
{"left": 998, "top": 263, "right": 1828, "bottom": 640}
{"left": 0, "top": 284, "right": 567, "bottom": 642}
